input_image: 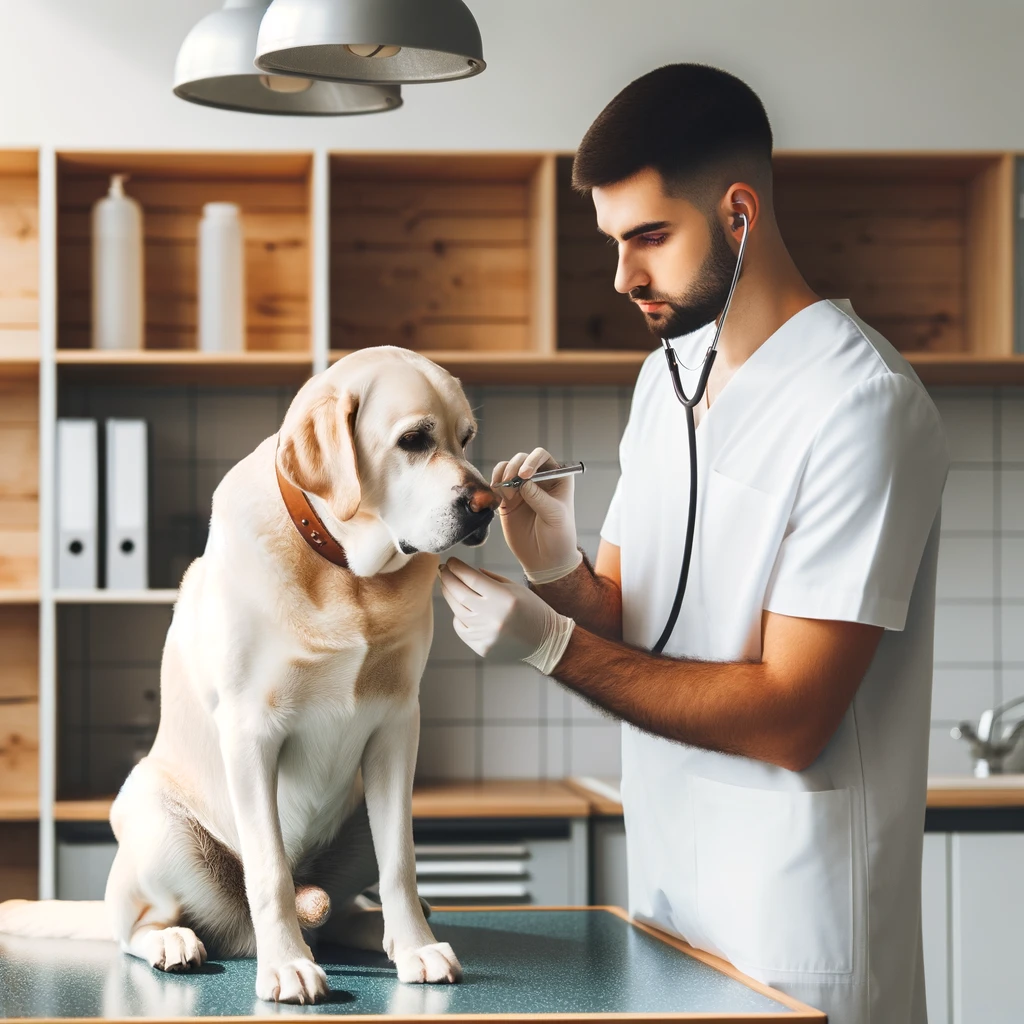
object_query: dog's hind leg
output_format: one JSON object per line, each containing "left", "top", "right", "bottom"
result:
{"left": 105, "top": 830, "right": 208, "bottom": 972}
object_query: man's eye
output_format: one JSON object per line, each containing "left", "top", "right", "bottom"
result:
{"left": 642, "top": 234, "right": 667, "bottom": 247}
{"left": 398, "top": 431, "right": 431, "bottom": 452}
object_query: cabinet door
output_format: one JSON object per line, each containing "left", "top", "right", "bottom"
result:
{"left": 591, "top": 818, "right": 628, "bottom": 910}
{"left": 951, "top": 833, "right": 1024, "bottom": 1024}
{"left": 922, "top": 833, "right": 950, "bottom": 1024}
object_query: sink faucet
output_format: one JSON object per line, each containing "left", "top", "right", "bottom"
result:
{"left": 951, "top": 695, "right": 1024, "bottom": 777}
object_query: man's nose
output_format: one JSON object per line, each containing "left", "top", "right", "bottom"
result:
{"left": 615, "top": 251, "right": 649, "bottom": 295}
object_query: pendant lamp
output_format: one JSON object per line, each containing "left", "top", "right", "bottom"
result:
{"left": 173, "top": 0, "right": 401, "bottom": 115}
{"left": 254, "top": 0, "right": 485, "bottom": 85}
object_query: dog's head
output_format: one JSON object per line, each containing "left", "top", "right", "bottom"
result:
{"left": 277, "top": 347, "right": 499, "bottom": 561}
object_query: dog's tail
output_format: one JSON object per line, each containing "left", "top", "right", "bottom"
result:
{"left": 0, "top": 899, "right": 113, "bottom": 941}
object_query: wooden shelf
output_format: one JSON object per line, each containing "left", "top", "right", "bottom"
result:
{"left": 0, "top": 590, "right": 38, "bottom": 604}
{"left": 54, "top": 588, "right": 178, "bottom": 604}
{"left": 0, "top": 796, "right": 40, "bottom": 822}
{"left": 55, "top": 781, "right": 593, "bottom": 824}
{"left": 330, "top": 348, "right": 648, "bottom": 385}
{"left": 57, "top": 151, "right": 314, "bottom": 358}
{"left": 56, "top": 348, "right": 313, "bottom": 385}
{"left": 905, "top": 353, "right": 1024, "bottom": 386}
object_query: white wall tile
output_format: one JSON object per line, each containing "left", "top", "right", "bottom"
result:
{"left": 481, "top": 664, "right": 543, "bottom": 721}
{"left": 933, "top": 603, "right": 995, "bottom": 664}
{"left": 999, "top": 391, "right": 1024, "bottom": 462}
{"left": 931, "top": 668, "right": 997, "bottom": 722}
{"left": 419, "top": 664, "right": 477, "bottom": 722}
{"left": 430, "top": 597, "right": 477, "bottom": 662}
{"left": 1000, "top": 605, "right": 1024, "bottom": 662}
{"left": 196, "top": 391, "right": 282, "bottom": 462}
{"left": 569, "top": 723, "right": 622, "bottom": 777}
{"left": 543, "top": 390, "right": 569, "bottom": 457}
{"left": 1001, "top": 538, "right": 1024, "bottom": 599}
{"left": 1000, "top": 469, "right": 1024, "bottom": 531}
{"left": 936, "top": 537, "right": 995, "bottom": 599}
{"left": 568, "top": 389, "right": 625, "bottom": 463}
{"left": 941, "top": 468, "right": 994, "bottom": 532}
{"left": 568, "top": 689, "right": 609, "bottom": 722}
{"left": 928, "top": 724, "right": 976, "bottom": 775}
{"left": 542, "top": 677, "right": 571, "bottom": 720}
{"left": 544, "top": 723, "right": 567, "bottom": 779}
{"left": 416, "top": 724, "right": 477, "bottom": 781}
{"left": 931, "top": 392, "right": 994, "bottom": 463}
{"left": 1000, "top": 669, "right": 1024, "bottom": 707}
{"left": 479, "top": 391, "right": 542, "bottom": 463}
{"left": 476, "top": 530, "right": 522, "bottom": 573}
{"left": 574, "top": 465, "right": 621, "bottom": 532}
{"left": 480, "top": 724, "right": 541, "bottom": 779}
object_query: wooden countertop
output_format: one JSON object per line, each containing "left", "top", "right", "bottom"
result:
{"left": 8, "top": 775, "right": 1021, "bottom": 825}
{"left": 40, "top": 781, "right": 592, "bottom": 824}
{"left": 568, "top": 775, "right": 1024, "bottom": 815}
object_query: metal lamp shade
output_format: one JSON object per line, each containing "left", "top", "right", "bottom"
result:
{"left": 173, "top": 0, "right": 401, "bottom": 116}
{"left": 254, "top": 0, "right": 485, "bottom": 85}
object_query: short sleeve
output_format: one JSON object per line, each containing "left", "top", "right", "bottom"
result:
{"left": 597, "top": 352, "right": 659, "bottom": 549}
{"left": 763, "top": 373, "right": 949, "bottom": 631}
{"left": 600, "top": 476, "right": 624, "bottom": 546}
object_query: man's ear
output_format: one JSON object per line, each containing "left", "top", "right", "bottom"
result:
{"left": 278, "top": 388, "right": 361, "bottom": 521}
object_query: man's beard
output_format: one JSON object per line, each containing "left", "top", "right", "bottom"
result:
{"left": 630, "top": 218, "right": 738, "bottom": 340}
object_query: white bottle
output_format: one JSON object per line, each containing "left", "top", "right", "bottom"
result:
{"left": 91, "top": 174, "right": 144, "bottom": 351}
{"left": 198, "top": 202, "right": 245, "bottom": 353}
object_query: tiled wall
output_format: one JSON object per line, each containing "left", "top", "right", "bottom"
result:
{"left": 55, "top": 381, "right": 1021, "bottom": 794}
{"left": 929, "top": 388, "right": 1024, "bottom": 774}
{"left": 419, "top": 386, "right": 631, "bottom": 783}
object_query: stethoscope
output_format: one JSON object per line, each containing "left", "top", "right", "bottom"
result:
{"left": 652, "top": 211, "right": 749, "bottom": 654}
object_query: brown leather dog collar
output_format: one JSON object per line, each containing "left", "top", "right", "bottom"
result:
{"left": 275, "top": 462, "right": 350, "bottom": 570}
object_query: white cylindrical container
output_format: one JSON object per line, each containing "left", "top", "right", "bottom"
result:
{"left": 91, "top": 174, "right": 144, "bottom": 350}
{"left": 198, "top": 201, "right": 245, "bottom": 353}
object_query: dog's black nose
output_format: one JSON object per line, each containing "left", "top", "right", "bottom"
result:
{"left": 456, "top": 482, "right": 500, "bottom": 519}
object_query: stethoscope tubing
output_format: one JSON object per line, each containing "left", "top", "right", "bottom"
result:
{"left": 652, "top": 213, "right": 749, "bottom": 654}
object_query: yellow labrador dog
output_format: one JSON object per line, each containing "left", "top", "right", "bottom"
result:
{"left": 0, "top": 347, "right": 500, "bottom": 1003}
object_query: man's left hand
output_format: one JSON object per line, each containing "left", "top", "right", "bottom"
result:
{"left": 438, "top": 558, "right": 555, "bottom": 660}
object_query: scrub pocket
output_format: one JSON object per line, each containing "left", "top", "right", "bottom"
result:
{"left": 691, "top": 774, "right": 854, "bottom": 975}
{"left": 698, "top": 470, "right": 785, "bottom": 659}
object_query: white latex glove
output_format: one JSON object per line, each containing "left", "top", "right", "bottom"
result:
{"left": 492, "top": 447, "right": 582, "bottom": 584}
{"left": 438, "top": 558, "right": 575, "bottom": 675}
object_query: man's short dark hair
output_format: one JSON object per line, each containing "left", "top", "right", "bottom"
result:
{"left": 572, "top": 63, "right": 774, "bottom": 208}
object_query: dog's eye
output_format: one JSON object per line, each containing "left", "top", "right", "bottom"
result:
{"left": 461, "top": 434, "right": 474, "bottom": 449}
{"left": 398, "top": 431, "right": 431, "bottom": 452}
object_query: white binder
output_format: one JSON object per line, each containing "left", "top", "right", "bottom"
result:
{"left": 56, "top": 419, "right": 98, "bottom": 590}
{"left": 105, "top": 418, "right": 148, "bottom": 590}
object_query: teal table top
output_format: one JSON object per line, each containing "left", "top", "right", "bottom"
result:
{"left": 0, "top": 909, "right": 822, "bottom": 1021}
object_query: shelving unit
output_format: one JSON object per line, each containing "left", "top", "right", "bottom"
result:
{"left": 2, "top": 145, "right": 1021, "bottom": 899}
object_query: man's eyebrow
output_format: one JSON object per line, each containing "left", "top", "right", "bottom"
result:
{"left": 597, "top": 220, "right": 672, "bottom": 243}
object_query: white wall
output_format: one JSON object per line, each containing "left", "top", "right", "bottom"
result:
{"left": 2, "top": 0, "right": 1023, "bottom": 152}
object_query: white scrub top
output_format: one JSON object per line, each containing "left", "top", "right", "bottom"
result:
{"left": 600, "top": 299, "right": 949, "bottom": 1024}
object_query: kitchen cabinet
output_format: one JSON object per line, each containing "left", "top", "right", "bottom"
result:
{"left": 922, "top": 833, "right": 950, "bottom": 1023}
{"left": 950, "top": 833, "right": 1024, "bottom": 1023}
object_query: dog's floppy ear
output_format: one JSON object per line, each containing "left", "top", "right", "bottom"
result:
{"left": 278, "top": 387, "right": 361, "bottom": 522}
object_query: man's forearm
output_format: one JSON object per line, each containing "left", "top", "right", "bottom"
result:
{"left": 530, "top": 549, "right": 622, "bottom": 641}
{"left": 550, "top": 625, "right": 811, "bottom": 771}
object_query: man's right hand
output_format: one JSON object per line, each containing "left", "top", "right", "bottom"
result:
{"left": 492, "top": 447, "right": 582, "bottom": 584}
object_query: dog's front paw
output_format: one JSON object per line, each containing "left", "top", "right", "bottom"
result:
{"left": 139, "top": 926, "right": 207, "bottom": 972}
{"left": 394, "top": 942, "right": 462, "bottom": 984}
{"left": 256, "top": 957, "right": 329, "bottom": 1004}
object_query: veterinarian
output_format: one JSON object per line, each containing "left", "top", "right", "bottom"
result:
{"left": 439, "top": 64, "right": 949, "bottom": 1024}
